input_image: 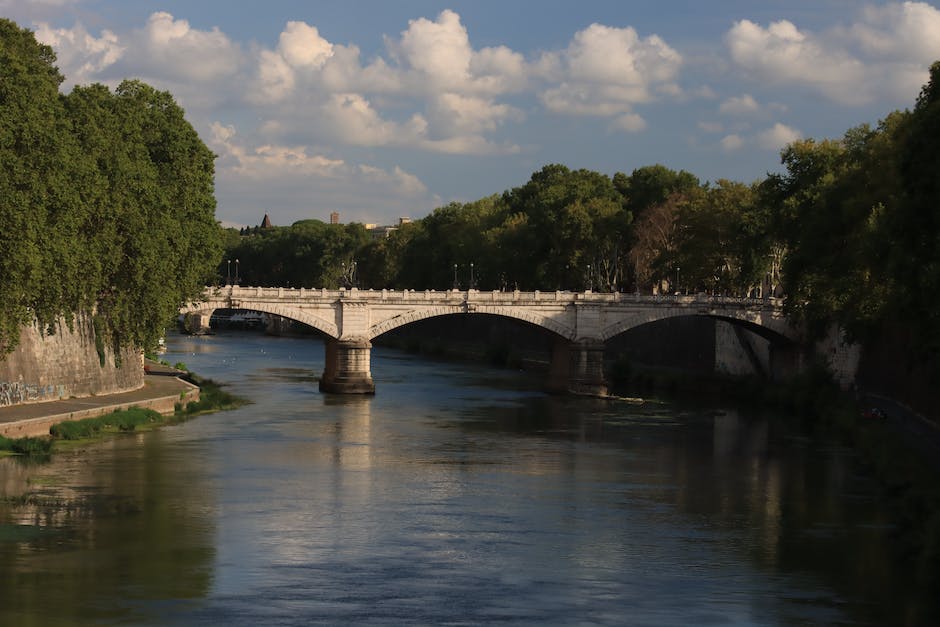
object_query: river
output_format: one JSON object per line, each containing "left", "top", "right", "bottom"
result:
{"left": 0, "top": 330, "right": 929, "bottom": 625}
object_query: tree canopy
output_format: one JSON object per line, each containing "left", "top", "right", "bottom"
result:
{"left": 218, "top": 60, "right": 939, "bottom": 365}
{"left": 0, "top": 19, "right": 222, "bottom": 353}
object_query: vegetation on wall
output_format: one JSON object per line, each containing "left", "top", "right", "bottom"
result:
{"left": 0, "top": 19, "right": 222, "bottom": 354}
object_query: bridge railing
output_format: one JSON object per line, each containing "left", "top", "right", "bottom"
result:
{"left": 203, "top": 285, "right": 783, "bottom": 309}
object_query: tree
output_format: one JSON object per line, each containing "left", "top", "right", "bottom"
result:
{"left": 889, "top": 61, "right": 940, "bottom": 351}
{"left": 500, "top": 164, "right": 628, "bottom": 290}
{"left": 615, "top": 164, "right": 699, "bottom": 215}
{"left": 0, "top": 19, "right": 84, "bottom": 350}
{"left": 0, "top": 19, "right": 222, "bottom": 354}
{"left": 628, "top": 192, "right": 686, "bottom": 293}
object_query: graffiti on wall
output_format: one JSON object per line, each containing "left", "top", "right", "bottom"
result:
{"left": 0, "top": 381, "right": 67, "bottom": 406}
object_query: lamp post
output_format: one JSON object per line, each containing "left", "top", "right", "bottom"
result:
{"left": 676, "top": 266, "right": 680, "bottom": 294}
{"left": 235, "top": 259, "right": 240, "bottom": 285}
{"left": 469, "top": 262, "right": 475, "bottom": 290}
{"left": 226, "top": 259, "right": 231, "bottom": 285}
{"left": 586, "top": 264, "right": 593, "bottom": 292}
{"left": 352, "top": 261, "right": 357, "bottom": 288}
{"left": 453, "top": 264, "right": 459, "bottom": 290}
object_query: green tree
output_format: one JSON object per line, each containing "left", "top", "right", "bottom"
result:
{"left": 0, "top": 19, "right": 222, "bottom": 355}
{"left": 0, "top": 19, "right": 83, "bottom": 350}
{"left": 889, "top": 61, "right": 940, "bottom": 351}
{"left": 500, "top": 164, "right": 628, "bottom": 290}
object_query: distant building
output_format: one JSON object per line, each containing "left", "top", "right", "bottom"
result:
{"left": 330, "top": 211, "right": 340, "bottom": 224}
{"left": 260, "top": 213, "right": 273, "bottom": 229}
{"left": 399, "top": 217, "right": 412, "bottom": 226}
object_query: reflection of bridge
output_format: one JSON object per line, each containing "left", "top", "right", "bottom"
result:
{"left": 181, "top": 286, "right": 799, "bottom": 395}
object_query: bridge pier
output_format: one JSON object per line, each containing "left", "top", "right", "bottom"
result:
{"left": 182, "top": 312, "right": 213, "bottom": 335}
{"left": 320, "top": 337, "right": 375, "bottom": 394}
{"left": 548, "top": 338, "right": 608, "bottom": 397}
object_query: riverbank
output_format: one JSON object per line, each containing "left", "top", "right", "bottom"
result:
{"left": 0, "top": 369, "right": 198, "bottom": 439}
{"left": 0, "top": 361, "right": 245, "bottom": 443}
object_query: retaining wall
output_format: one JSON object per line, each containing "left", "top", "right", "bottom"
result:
{"left": 0, "top": 315, "right": 144, "bottom": 407}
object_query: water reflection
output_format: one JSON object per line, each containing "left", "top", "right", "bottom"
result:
{"left": 0, "top": 331, "right": 929, "bottom": 625}
{"left": 0, "top": 433, "right": 215, "bottom": 624}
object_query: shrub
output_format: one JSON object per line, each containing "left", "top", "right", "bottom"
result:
{"left": 50, "top": 407, "right": 160, "bottom": 440}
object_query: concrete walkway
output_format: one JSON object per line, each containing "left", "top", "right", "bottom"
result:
{"left": 0, "top": 371, "right": 199, "bottom": 439}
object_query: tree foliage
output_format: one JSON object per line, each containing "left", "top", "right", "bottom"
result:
{"left": 0, "top": 19, "right": 222, "bottom": 353}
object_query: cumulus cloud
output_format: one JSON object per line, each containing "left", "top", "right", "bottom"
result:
{"left": 720, "top": 134, "right": 745, "bottom": 151}
{"left": 122, "top": 12, "right": 241, "bottom": 83}
{"left": 726, "top": 2, "right": 940, "bottom": 104}
{"left": 247, "top": 11, "right": 525, "bottom": 154}
{"left": 209, "top": 122, "right": 345, "bottom": 178}
{"left": 208, "top": 122, "right": 433, "bottom": 224}
{"left": 611, "top": 113, "right": 647, "bottom": 133}
{"left": 719, "top": 94, "right": 760, "bottom": 115}
{"left": 278, "top": 21, "right": 333, "bottom": 69}
{"left": 757, "top": 123, "right": 801, "bottom": 150}
{"left": 209, "top": 121, "right": 431, "bottom": 199}
{"left": 537, "top": 23, "right": 682, "bottom": 118}
{"left": 33, "top": 21, "right": 124, "bottom": 87}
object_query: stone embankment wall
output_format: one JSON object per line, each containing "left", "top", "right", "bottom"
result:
{"left": 0, "top": 315, "right": 143, "bottom": 407}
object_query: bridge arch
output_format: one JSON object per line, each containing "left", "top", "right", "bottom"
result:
{"left": 181, "top": 301, "right": 339, "bottom": 338}
{"left": 599, "top": 308, "right": 796, "bottom": 345}
{"left": 368, "top": 305, "right": 576, "bottom": 342}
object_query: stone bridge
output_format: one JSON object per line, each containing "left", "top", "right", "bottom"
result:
{"left": 181, "top": 286, "right": 799, "bottom": 396}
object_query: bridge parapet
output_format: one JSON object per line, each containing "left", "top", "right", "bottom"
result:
{"left": 180, "top": 285, "right": 795, "bottom": 396}
{"left": 196, "top": 285, "right": 784, "bottom": 308}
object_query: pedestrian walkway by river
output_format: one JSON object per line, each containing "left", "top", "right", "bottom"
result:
{"left": 0, "top": 366, "right": 197, "bottom": 438}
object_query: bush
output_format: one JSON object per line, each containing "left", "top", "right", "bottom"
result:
{"left": 50, "top": 407, "right": 160, "bottom": 440}
{"left": 0, "top": 435, "right": 53, "bottom": 457}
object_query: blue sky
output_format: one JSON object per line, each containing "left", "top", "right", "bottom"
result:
{"left": 4, "top": 1, "right": 939, "bottom": 227}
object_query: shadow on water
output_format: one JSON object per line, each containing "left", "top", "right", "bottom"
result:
{"left": 0, "top": 432, "right": 216, "bottom": 625}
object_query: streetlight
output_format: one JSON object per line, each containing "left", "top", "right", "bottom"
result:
{"left": 453, "top": 263, "right": 459, "bottom": 290}
{"left": 226, "top": 259, "right": 231, "bottom": 285}
{"left": 586, "top": 265, "right": 593, "bottom": 292}
{"left": 676, "top": 266, "right": 680, "bottom": 294}
{"left": 352, "top": 261, "right": 358, "bottom": 288}
{"left": 235, "top": 259, "right": 240, "bottom": 285}
{"left": 469, "top": 262, "right": 475, "bottom": 290}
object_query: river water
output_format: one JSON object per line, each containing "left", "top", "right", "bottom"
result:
{"left": 0, "top": 331, "right": 927, "bottom": 625}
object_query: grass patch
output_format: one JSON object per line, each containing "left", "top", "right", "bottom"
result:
{"left": 0, "top": 370, "right": 247, "bottom": 460}
{"left": 0, "top": 435, "right": 53, "bottom": 457}
{"left": 177, "top": 373, "right": 246, "bottom": 416}
{"left": 49, "top": 406, "right": 161, "bottom": 440}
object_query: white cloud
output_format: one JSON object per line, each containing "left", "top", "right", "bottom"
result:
{"left": 851, "top": 2, "right": 940, "bottom": 62}
{"left": 428, "top": 93, "right": 522, "bottom": 135}
{"left": 33, "top": 21, "right": 124, "bottom": 87}
{"left": 757, "top": 123, "right": 801, "bottom": 150}
{"left": 123, "top": 12, "right": 242, "bottom": 83}
{"left": 538, "top": 23, "right": 682, "bottom": 118}
{"left": 318, "top": 93, "right": 401, "bottom": 146}
{"left": 699, "top": 121, "right": 724, "bottom": 133}
{"left": 392, "top": 10, "right": 473, "bottom": 91}
{"left": 209, "top": 122, "right": 345, "bottom": 178}
{"left": 720, "top": 134, "right": 744, "bottom": 151}
{"left": 611, "top": 113, "right": 647, "bottom": 133}
{"left": 246, "top": 11, "right": 525, "bottom": 154}
{"left": 726, "top": 2, "right": 940, "bottom": 105}
{"left": 208, "top": 122, "right": 434, "bottom": 224}
{"left": 278, "top": 21, "right": 333, "bottom": 69}
{"left": 719, "top": 94, "right": 760, "bottom": 115}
